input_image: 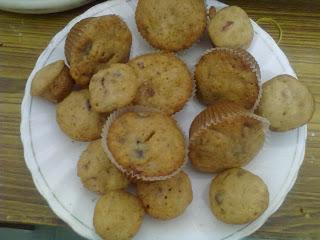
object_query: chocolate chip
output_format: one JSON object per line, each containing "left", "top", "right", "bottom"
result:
{"left": 222, "top": 21, "right": 234, "bottom": 31}
{"left": 168, "top": 188, "right": 172, "bottom": 191}
{"left": 85, "top": 100, "right": 92, "bottom": 110}
{"left": 164, "top": 195, "right": 168, "bottom": 199}
{"left": 137, "top": 61, "right": 145, "bottom": 69}
{"left": 237, "top": 169, "right": 245, "bottom": 177}
{"left": 215, "top": 191, "right": 224, "bottom": 205}
{"left": 82, "top": 41, "right": 92, "bottom": 55}
{"left": 134, "top": 149, "right": 144, "bottom": 158}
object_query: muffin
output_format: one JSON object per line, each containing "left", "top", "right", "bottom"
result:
{"left": 208, "top": 6, "right": 254, "bottom": 49}
{"left": 65, "top": 15, "right": 132, "bottom": 86}
{"left": 56, "top": 89, "right": 106, "bottom": 141}
{"left": 93, "top": 190, "right": 144, "bottom": 240}
{"left": 89, "top": 64, "right": 140, "bottom": 113}
{"left": 137, "top": 171, "right": 192, "bottom": 220}
{"left": 77, "top": 139, "right": 129, "bottom": 194}
{"left": 195, "top": 48, "right": 260, "bottom": 110}
{"left": 209, "top": 168, "right": 269, "bottom": 224}
{"left": 256, "top": 74, "right": 314, "bottom": 131}
{"left": 135, "top": 0, "right": 207, "bottom": 51}
{"left": 104, "top": 109, "right": 186, "bottom": 181}
{"left": 129, "top": 52, "right": 192, "bottom": 115}
{"left": 31, "top": 60, "right": 73, "bottom": 103}
{"left": 189, "top": 101, "right": 266, "bottom": 173}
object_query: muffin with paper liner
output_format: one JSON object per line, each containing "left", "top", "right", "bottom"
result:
{"left": 189, "top": 101, "right": 269, "bottom": 173}
{"left": 101, "top": 106, "right": 187, "bottom": 181}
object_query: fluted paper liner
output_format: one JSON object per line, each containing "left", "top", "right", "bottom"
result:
{"left": 194, "top": 47, "right": 262, "bottom": 112}
{"left": 101, "top": 105, "right": 188, "bottom": 182}
{"left": 189, "top": 101, "right": 270, "bottom": 143}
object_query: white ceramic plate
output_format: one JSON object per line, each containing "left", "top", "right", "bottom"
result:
{"left": 0, "top": 0, "right": 94, "bottom": 14}
{"left": 20, "top": 0, "right": 307, "bottom": 239}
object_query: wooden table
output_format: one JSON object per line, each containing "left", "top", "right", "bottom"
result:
{"left": 1, "top": 0, "right": 319, "bottom": 238}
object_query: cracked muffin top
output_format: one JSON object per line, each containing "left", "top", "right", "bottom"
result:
{"left": 106, "top": 111, "right": 186, "bottom": 180}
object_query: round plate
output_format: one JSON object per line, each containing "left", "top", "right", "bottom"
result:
{"left": 20, "top": 0, "right": 307, "bottom": 239}
{"left": 0, "top": 0, "right": 94, "bottom": 14}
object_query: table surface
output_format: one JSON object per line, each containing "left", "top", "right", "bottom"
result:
{"left": 1, "top": 0, "right": 319, "bottom": 238}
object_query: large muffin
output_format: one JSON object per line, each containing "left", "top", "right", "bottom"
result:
{"left": 129, "top": 52, "right": 192, "bottom": 115}
{"left": 105, "top": 110, "right": 186, "bottom": 181}
{"left": 135, "top": 0, "right": 206, "bottom": 51}
{"left": 195, "top": 48, "right": 260, "bottom": 110}
{"left": 65, "top": 15, "right": 132, "bottom": 86}
{"left": 256, "top": 74, "right": 314, "bottom": 131}
{"left": 189, "top": 101, "right": 266, "bottom": 173}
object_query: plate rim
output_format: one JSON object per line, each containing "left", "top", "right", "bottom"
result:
{"left": 20, "top": 0, "right": 308, "bottom": 239}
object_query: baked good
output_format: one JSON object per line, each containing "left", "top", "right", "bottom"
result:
{"left": 105, "top": 110, "right": 186, "bottom": 180}
{"left": 209, "top": 168, "right": 269, "bottom": 224}
{"left": 189, "top": 101, "right": 266, "bottom": 173}
{"left": 129, "top": 52, "right": 192, "bottom": 115}
{"left": 93, "top": 190, "right": 144, "bottom": 240}
{"left": 77, "top": 139, "right": 129, "bottom": 194}
{"left": 135, "top": 0, "right": 206, "bottom": 51}
{"left": 65, "top": 15, "right": 132, "bottom": 86}
{"left": 137, "top": 171, "right": 192, "bottom": 220}
{"left": 89, "top": 64, "right": 139, "bottom": 113}
{"left": 208, "top": 6, "right": 253, "bottom": 49}
{"left": 195, "top": 48, "right": 260, "bottom": 110}
{"left": 256, "top": 74, "right": 314, "bottom": 131}
{"left": 31, "top": 60, "right": 73, "bottom": 103}
{"left": 56, "top": 89, "right": 105, "bottom": 141}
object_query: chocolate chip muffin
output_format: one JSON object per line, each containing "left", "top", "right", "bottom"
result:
{"left": 129, "top": 52, "right": 192, "bottom": 115}
{"left": 31, "top": 60, "right": 73, "bottom": 103}
{"left": 209, "top": 168, "right": 269, "bottom": 224}
{"left": 65, "top": 15, "right": 132, "bottom": 86}
{"left": 135, "top": 0, "right": 206, "bottom": 51}
{"left": 208, "top": 6, "right": 254, "bottom": 49}
{"left": 189, "top": 101, "right": 266, "bottom": 173}
{"left": 105, "top": 110, "right": 186, "bottom": 181}
{"left": 195, "top": 48, "right": 260, "bottom": 110}
{"left": 256, "top": 74, "right": 314, "bottom": 131}
{"left": 137, "top": 171, "right": 192, "bottom": 220}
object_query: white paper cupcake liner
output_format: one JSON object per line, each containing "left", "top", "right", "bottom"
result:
{"left": 190, "top": 108, "right": 270, "bottom": 143}
{"left": 101, "top": 105, "right": 188, "bottom": 181}
{"left": 194, "top": 47, "right": 262, "bottom": 112}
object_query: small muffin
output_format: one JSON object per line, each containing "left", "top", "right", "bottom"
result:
{"left": 65, "top": 15, "right": 132, "bottom": 86}
{"left": 56, "top": 89, "right": 105, "bottom": 141}
{"left": 31, "top": 60, "right": 73, "bottom": 103}
{"left": 93, "top": 190, "right": 144, "bottom": 240}
{"left": 129, "top": 52, "right": 192, "bottom": 115}
{"left": 208, "top": 6, "right": 254, "bottom": 49}
{"left": 209, "top": 168, "right": 269, "bottom": 224}
{"left": 89, "top": 64, "right": 140, "bottom": 113}
{"left": 135, "top": 0, "right": 206, "bottom": 51}
{"left": 106, "top": 111, "right": 186, "bottom": 180}
{"left": 256, "top": 74, "right": 314, "bottom": 132}
{"left": 195, "top": 48, "right": 260, "bottom": 110}
{"left": 189, "top": 101, "right": 266, "bottom": 173}
{"left": 137, "top": 171, "right": 192, "bottom": 220}
{"left": 77, "top": 140, "right": 129, "bottom": 194}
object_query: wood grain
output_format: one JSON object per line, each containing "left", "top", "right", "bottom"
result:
{"left": 0, "top": 0, "right": 319, "bottom": 238}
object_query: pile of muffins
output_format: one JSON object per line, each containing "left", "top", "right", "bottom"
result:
{"left": 31, "top": 1, "right": 314, "bottom": 239}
